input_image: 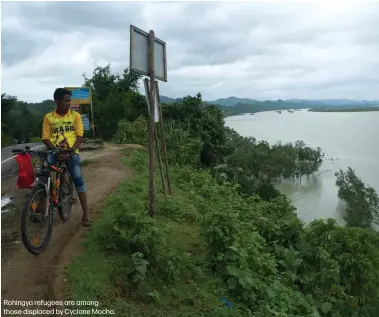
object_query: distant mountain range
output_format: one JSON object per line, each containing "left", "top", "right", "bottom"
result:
{"left": 285, "top": 99, "right": 379, "bottom": 107}
{"left": 25, "top": 95, "right": 379, "bottom": 119}
{"left": 160, "top": 95, "right": 379, "bottom": 108}
{"left": 160, "top": 95, "right": 379, "bottom": 117}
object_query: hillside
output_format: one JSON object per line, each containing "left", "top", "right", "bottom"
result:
{"left": 217, "top": 100, "right": 308, "bottom": 117}
{"left": 289, "top": 98, "right": 379, "bottom": 107}
{"left": 65, "top": 146, "right": 379, "bottom": 317}
{"left": 159, "top": 95, "right": 180, "bottom": 104}
{"left": 23, "top": 99, "right": 55, "bottom": 116}
{"left": 12, "top": 94, "right": 379, "bottom": 119}
{"left": 3, "top": 64, "right": 379, "bottom": 317}
{"left": 209, "top": 96, "right": 260, "bottom": 107}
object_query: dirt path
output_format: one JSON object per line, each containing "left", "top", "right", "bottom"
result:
{"left": 1, "top": 144, "right": 136, "bottom": 316}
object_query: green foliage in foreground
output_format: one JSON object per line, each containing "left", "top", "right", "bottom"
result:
{"left": 66, "top": 149, "right": 379, "bottom": 317}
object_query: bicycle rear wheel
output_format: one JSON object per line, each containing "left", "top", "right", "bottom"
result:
{"left": 58, "top": 172, "right": 74, "bottom": 222}
{"left": 21, "top": 185, "right": 54, "bottom": 254}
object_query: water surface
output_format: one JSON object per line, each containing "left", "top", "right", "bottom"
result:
{"left": 225, "top": 110, "right": 379, "bottom": 224}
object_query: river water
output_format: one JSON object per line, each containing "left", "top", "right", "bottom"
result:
{"left": 225, "top": 110, "right": 379, "bottom": 224}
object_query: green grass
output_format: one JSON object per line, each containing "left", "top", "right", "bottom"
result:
{"left": 66, "top": 148, "right": 246, "bottom": 317}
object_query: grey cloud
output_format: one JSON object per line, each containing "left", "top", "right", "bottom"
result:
{"left": 1, "top": 1, "right": 379, "bottom": 102}
{"left": 1, "top": 29, "right": 40, "bottom": 67}
{"left": 7, "top": 2, "right": 136, "bottom": 33}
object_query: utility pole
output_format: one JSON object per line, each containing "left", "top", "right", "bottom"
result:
{"left": 130, "top": 25, "right": 167, "bottom": 217}
{"left": 147, "top": 30, "right": 156, "bottom": 217}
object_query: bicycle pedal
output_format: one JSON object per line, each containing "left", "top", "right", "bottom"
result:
{"left": 70, "top": 198, "right": 78, "bottom": 204}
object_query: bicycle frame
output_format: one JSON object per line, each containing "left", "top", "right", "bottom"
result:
{"left": 32, "top": 155, "right": 68, "bottom": 219}
{"left": 13, "top": 146, "right": 74, "bottom": 220}
{"left": 13, "top": 146, "right": 76, "bottom": 255}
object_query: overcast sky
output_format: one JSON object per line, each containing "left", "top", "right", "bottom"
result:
{"left": 2, "top": 1, "right": 379, "bottom": 102}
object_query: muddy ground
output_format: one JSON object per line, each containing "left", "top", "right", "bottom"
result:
{"left": 1, "top": 144, "right": 138, "bottom": 316}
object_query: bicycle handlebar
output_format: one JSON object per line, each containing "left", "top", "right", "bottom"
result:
{"left": 12, "top": 146, "right": 75, "bottom": 156}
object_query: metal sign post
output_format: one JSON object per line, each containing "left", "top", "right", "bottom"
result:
{"left": 144, "top": 78, "right": 166, "bottom": 196}
{"left": 90, "top": 103, "right": 95, "bottom": 137}
{"left": 147, "top": 31, "right": 156, "bottom": 217}
{"left": 130, "top": 25, "right": 167, "bottom": 217}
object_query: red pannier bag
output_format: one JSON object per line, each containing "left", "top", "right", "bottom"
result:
{"left": 15, "top": 153, "right": 35, "bottom": 189}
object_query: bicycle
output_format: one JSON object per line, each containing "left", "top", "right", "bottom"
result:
{"left": 12, "top": 146, "right": 76, "bottom": 254}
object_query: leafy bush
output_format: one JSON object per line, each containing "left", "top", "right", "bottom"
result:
{"left": 298, "top": 219, "right": 379, "bottom": 317}
{"left": 92, "top": 194, "right": 161, "bottom": 257}
{"left": 127, "top": 147, "right": 148, "bottom": 173}
{"left": 156, "top": 194, "right": 197, "bottom": 222}
{"left": 162, "top": 120, "right": 203, "bottom": 168}
{"left": 85, "top": 150, "right": 189, "bottom": 295}
{"left": 163, "top": 93, "right": 228, "bottom": 168}
{"left": 113, "top": 116, "right": 147, "bottom": 145}
{"left": 246, "top": 196, "right": 304, "bottom": 250}
{"left": 195, "top": 171, "right": 315, "bottom": 315}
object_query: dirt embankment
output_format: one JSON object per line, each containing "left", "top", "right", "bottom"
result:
{"left": 1, "top": 144, "right": 138, "bottom": 316}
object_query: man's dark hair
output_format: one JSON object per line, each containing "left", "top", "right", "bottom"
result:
{"left": 53, "top": 88, "right": 72, "bottom": 101}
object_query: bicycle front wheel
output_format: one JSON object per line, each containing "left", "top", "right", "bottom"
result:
{"left": 21, "top": 185, "right": 54, "bottom": 255}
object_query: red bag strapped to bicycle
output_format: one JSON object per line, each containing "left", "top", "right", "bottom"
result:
{"left": 15, "top": 153, "right": 35, "bottom": 189}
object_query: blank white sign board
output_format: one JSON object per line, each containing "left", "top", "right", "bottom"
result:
{"left": 130, "top": 25, "right": 167, "bottom": 82}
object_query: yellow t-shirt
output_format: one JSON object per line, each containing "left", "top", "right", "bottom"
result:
{"left": 42, "top": 109, "right": 83, "bottom": 153}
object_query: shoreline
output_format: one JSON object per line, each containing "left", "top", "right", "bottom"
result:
{"left": 308, "top": 106, "right": 379, "bottom": 112}
{"left": 223, "top": 106, "right": 379, "bottom": 117}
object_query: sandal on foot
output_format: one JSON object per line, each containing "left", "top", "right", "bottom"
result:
{"left": 82, "top": 218, "right": 93, "bottom": 227}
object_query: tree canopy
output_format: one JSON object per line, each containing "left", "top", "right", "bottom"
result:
{"left": 1, "top": 93, "right": 42, "bottom": 145}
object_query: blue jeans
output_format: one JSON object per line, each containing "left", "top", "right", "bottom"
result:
{"left": 47, "top": 153, "right": 86, "bottom": 193}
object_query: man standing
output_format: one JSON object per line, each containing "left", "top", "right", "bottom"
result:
{"left": 42, "top": 88, "right": 92, "bottom": 226}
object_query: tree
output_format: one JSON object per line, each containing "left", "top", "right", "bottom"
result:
{"left": 1, "top": 93, "right": 17, "bottom": 135}
{"left": 82, "top": 64, "right": 146, "bottom": 140}
{"left": 335, "top": 167, "right": 379, "bottom": 228}
{"left": 1, "top": 94, "right": 40, "bottom": 145}
{"left": 162, "top": 93, "right": 227, "bottom": 168}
